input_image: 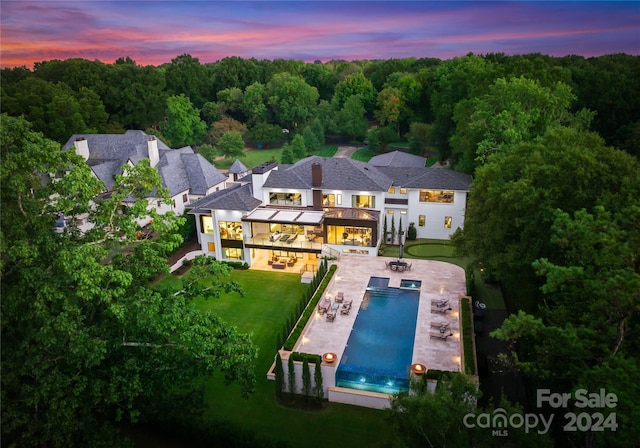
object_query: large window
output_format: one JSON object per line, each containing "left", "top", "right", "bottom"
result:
{"left": 419, "top": 190, "right": 454, "bottom": 203}
{"left": 219, "top": 221, "right": 243, "bottom": 240}
{"left": 326, "top": 225, "right": 373, "bottom": 247}
{"left": 223, "top": 247, "right": 243, "bottom": 260}
{"left": 352, "top": 195, "right": 375, "bottom": 208}
{"left": 201, "top": 215, "right": 214, "bottom": 234}
{"left": 269, "top": 192, "right": 302, "bottom": 206}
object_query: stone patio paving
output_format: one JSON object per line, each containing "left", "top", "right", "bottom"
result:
{"left": 293, "top": 255, "right": 466, "bottom": 374}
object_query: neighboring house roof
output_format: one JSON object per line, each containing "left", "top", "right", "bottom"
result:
{"left": 189, "top": 183, "right": 262, "bottom": 213}
{"left": 263, "top": 156, "right": 393, "bottom": 192}
{"left": 369, "top": 150, "right": 427, "bottom": 168}
{"left": 229, "top": 159, "right": 249, "bottom": 174}
{"left": 62, "top": 130, "right": 226, "bottom": 197}
{"left": 377, "top": 166, "right": 473, "bottom": 191}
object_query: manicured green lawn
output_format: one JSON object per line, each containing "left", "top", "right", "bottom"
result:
{"left": 160, "top": 269, "right": 389, "bottom": 447}
{"left": 351, "top": 146, "right": 374, "bottom": 162}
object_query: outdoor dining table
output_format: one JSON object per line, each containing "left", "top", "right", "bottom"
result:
{"left": 389, "top": 260, "right": 408, "bottom": 271}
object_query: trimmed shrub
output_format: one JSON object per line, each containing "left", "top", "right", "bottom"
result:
{"left": 314, "top": 361, "right": 324, "bottom": 401}
{"left": 460, "top": 297, "right": 476, "bottom": 375}
{"left": 287, "top": 356, "right": 296, "bottom": 394}
{"left": 274, "top": 352, "right": 284, "bottom": 399}
{"left": 302, "top": 359, "right": 312, "bottom": 398}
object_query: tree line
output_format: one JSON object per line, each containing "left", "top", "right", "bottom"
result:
{"left": 2, "top": 53, "right": 639, "bottom": 172}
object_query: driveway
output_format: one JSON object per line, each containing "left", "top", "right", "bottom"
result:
{"left": 334, "top": 146, "right": 359, "bottom": 158}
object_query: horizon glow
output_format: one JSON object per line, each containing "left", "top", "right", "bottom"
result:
{"left": 1, "top": 1, "right": 638, "bottom": 69}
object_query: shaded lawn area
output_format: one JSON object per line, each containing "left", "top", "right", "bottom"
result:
{"left": 214, "top": 146, "right": 338, "bottom": 170}
{"left": 159, "top": 269, "right": 388, "bottom": 447}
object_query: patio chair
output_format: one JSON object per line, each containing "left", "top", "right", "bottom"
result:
{"left": 341, "top": 299, "right": 353, "bottom": 315}
{"left": 335, "top": 291, "right": 344, "bottom": 303}
{"left": 430, "top": 321, "right": 451, "bottom": 332}
{"left": 318, "top": 296, "right": 331, "bottom": 314}
{"left": 431, "top": 305, "right": 451, "bottom": 314}
{"left": 326, "top": 303, "right": 339, "bottom": 321}
{"left": 432, "top": 299, "right": 449, "bottom": 308}
{"left": 430, "top": 330, "right": 453, "bottom": 340}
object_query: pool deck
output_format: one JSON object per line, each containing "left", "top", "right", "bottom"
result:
{"left": 294, "top": 255, "right": 466, "bottom": 374}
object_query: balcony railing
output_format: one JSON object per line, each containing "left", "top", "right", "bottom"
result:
{"left": 245, "top": 233, "right": 323, "bottom": 252}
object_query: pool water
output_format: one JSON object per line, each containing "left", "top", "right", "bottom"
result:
{"left": 336, "top": 277, "right": 420, "bottom": 394}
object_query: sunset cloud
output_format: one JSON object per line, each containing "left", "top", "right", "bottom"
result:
{"left": 1, "top": 1, "right": 638, "bottom": 68}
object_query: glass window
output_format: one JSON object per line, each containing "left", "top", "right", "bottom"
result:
{"left": 419, "top": 190, "right": 454, "bottom": 203}
{"left": 326, "top": 225, "right": 373, "bottom": 247}
{"left": 351, "top": 195, "right": 375, "bottom": 208}
{"left": 388, "top": 186, "right": 396, "bottom": 194}
{"left": 207, "top": 242, "right": 215, "bottom": 252}
{"left": 323, "top": 194, "right": 335, "bottom": 206}
{"left": 337, "top": 194, "right": 342, "bottom": 205}
{"left": 269, "top": 192, "right": 302, "bottom": 206}
{"left": 387, "top": 210, "right": 394, "bottom": 214}
{"left": 418, "top": 215, "right": 426, "bottom": 227}
{"left": 224, "top": 247, "right": 243, "bottom": 260}
{"left": 400, "top": 210, "right": 407, "bottom": 214}
{"left": 219, "top": 221, "right": 243, "bottom": 240}
{"left": 182, "top": 193, "right": 188, "bottom": 203}
{"left": 444, "top": 216, "right": 452, "bottom": 228}
{"left": 201, "top": 215, "right": 214, "bottom": 234}
{"left": 400, "top": 188, "right": 407, "bottom": 194}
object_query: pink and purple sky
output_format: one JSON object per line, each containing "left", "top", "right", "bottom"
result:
{"left": 1, "top": 1, "right": 639, "bottom": 69}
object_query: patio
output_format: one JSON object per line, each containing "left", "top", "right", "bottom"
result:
{"left": 294, "top": 255, "right": 466, "bottom": 375}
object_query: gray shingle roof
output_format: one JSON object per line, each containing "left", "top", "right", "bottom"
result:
{"left": 263, "top": 156, "right": 393, "bottom": 191}
{"left": 62, "top": 131, "right": 226, "bottom": 196}
{"left": 189, "top": 183, "right": 262, "bottom": 213}
{"left": 229, "top": 159, "right": 249, "bottom": 174}
{"left": 369, "top": 150, "right": 427, "bottom": 168}
{"left": 377, "top": 166, "right": 472, "bottom": 190}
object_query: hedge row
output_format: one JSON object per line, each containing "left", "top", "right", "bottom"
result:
{"left": 290, "top": 352, "right": 322, "bottom": 364}
{"left": 283, "top": 264, "right": 337, "bottom": 351}
{"left": 460, "top": 297, "right": 476, "bottom": 375}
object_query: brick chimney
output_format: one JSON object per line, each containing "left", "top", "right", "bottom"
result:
{"left": 312, "top": 162, "right": 323, "bottom": 210}
{"left": 73, "top": 137, "right": 90, "bottom": 161}
{"left": 147, "top": 137, "right": 159, "bottom": 167}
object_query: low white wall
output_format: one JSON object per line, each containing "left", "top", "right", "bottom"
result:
{"left": 267, "top": 350, "right": 337, "bottom": 398}
{"left": 328, "top": 387, "right": 392, "bottom": 409}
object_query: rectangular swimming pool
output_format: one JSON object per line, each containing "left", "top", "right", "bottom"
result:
{"left": 336, "top": 277, "right": 420, "bottom": 394}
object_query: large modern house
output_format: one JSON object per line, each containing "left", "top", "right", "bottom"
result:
{"left": 61, "top": 130, "right": 228, "bottom": 226}
{"left": 189, "top": 152, "right": 472, "bottom": 271}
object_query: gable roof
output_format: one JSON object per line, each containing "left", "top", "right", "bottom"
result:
{"left": 189, "top": 183, "right": 262, "bottom": 213}
{"left": 369, "top": 150, "right": 427, "bottom": 168}
{"left": 377, "top": 166, "right": 473, "bottom": 191}
{"left": 62, "top": 130, "right": 226, "bottom": 196}
{"left": 263, "top": 156, "right": 393, "bottom": 192}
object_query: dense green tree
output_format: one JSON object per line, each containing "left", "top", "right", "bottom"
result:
{"left": 196, "top": 144, "right": 216, "bottom": 164}
{"left": 103, "top": 61, "right": 167, "bottom": 129}
{"left": 0, "top": 115, "right": 257, "bottom": 447}
{"left": 450, "top": 76, "right": 589, "bottom": 172}
{"left": 210, "top": 57, "right": 263, "bottom": 94}
{"left": 206, "top": 116, "right": 247, "bottom": 147}
{"left": 165, "top": 54, "right": 210, "bottom": 108}
{"left": 375, "top": 87, "right": 405, "bottom": 137}
{"left": 241, "top": 82, "right": 268, "bottom": 126}
{"left": 216, "top": 87, "right": 244, "bottom": 121}
{"left": 407, "top": 122, "right": 432, "bottom": 157}
{"left": 215, "top": 131, "right": 246, "bottom": 159}
{"left": 274, "top": 352, "right": 285, "bottom": 399}
{"left": 245, "top": 122, "right": 285, "bottom": 147}
{"left": 289, "top": 134, "right": 307, "bottom": 160}
{"left": 201, "top": 101, "right": 222, "bottom": 125}
{"left": 452, "top": 127, "right": 639, "bottom": 303}
{"left": 281, "top": 145, "right": 294, "bottom": 164}
{"left": 335, "top": 95, "right": 368, "bottom": 140}
{"left": 162, "top": 94, "right": 207, "bottom": 147}
{"left": 266, "top": 72, "right": 319, "bottom": 131}
{"left": 430, "top": 54, "right": 499, "bottom": 160}
{"left": 302, "top": 62, "right": 339, "bottom": 101}
{"left": 332, "top": 72, "right": 377, "bottom": 113}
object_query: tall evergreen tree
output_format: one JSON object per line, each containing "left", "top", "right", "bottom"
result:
{"left": 287, "top": 356, "right": 296, "bottom": 394}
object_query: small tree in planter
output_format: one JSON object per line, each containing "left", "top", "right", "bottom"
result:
{"left": 302, "top": 358, "right": 312, "bottom": 400}
{"left": 274, "top": 352, "right": 285, "bottom": 399}
{"left": 314, "top": 361, "right": 324, "bottom": 401}
{"left": 288, "top": 356, "right": 296, "bottom": 394}
{"left": 383, "top": 215, "right": 388, "bottom": 243}
{"left": 391, "top": 215, "right": 396, "bottom": 245}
